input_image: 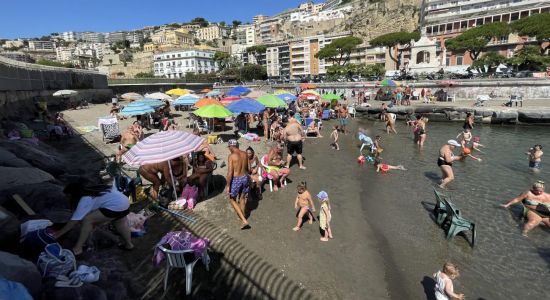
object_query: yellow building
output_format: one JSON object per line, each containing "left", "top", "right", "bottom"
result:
{"left": 143, "top": 28, "right": 195, "bottom": 52}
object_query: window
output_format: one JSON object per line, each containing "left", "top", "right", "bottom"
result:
{"left": 446, "top": 23, "right": 452, "bottom": 32}
{"left": 511, "top": 12, "right": 519, "bottom": 21}
{"left": 446, "top": 55, "right": 450, "bottom": 66}
{"left": 460, "top": 21, "right": 467, "bottom": 30}
{"left": 456, "top": 55, "right": 464, "bottom": 65}
{"left": 177, "top": 54, "right": 181, "bottom": 57}
{"left": 493, "top": 15, "right": 501, "bottom": 22}
{"left": 416, "top": 51, "right": 430, "bottom": 64}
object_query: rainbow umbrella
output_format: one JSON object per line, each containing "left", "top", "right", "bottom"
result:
{"left": 257, "top": 94, "right": 287, "bottom": 108}
{"left": 380, "top": 79, "right": 400, "bottom": 87}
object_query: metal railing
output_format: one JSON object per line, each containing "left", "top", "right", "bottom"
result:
{"left": 108, "top": 78, "right": 216, "bottom": 85}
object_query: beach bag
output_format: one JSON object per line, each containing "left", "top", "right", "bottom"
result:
{"left": 21, "top": 228, "right": 57, "bottom": 260}
{"left": 20, "top": 219, "right": 53, "bottom": 239}
{"left": 186, "top": 186, "right": 198, "bottom": 210}
{"left": 37, "top": 243, "right": 76, "bottom": 278}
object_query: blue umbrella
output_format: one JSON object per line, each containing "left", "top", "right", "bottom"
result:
{"left": 120, "top": 103, "right": 154, "bottom": 117}
{"left": 226, "top": 98, "right": 266, "bottom": 114}
{"left": 131, "top": 98, "right": 164, "bottom": 108}
{"left": 173, "top": 94, "right": 200, "bottom": 106}
{"left": 277, "top": 93, "right": 297, "bottom": 103}
{"left": 206, "top": 90, "right": 222, "bottom": 97}
{"left": 226, "top": 86, "right": 251, "bottom": 96}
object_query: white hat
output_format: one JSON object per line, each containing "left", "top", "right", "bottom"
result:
{"left": 447, "top": 139, "right": 461, "bottom": 147}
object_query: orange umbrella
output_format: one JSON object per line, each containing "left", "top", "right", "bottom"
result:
{"left": 300, "top": 83, "right": 316, "bottom": 89}
{"left": 194, "top": 98, "right": 222, "bottom": 108}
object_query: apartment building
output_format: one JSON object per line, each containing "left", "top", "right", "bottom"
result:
{"left": 422, "top": 0, "right": 550, "bottom": 67}
{"left": 61, "top": 31, "right": 81, "bottom": 42}
{"left": 256, "top": 17, "right": 282, "bottom": 44}
{"left": 106, "top": 31, "right": 127, "bottom": 44}
{"left": 266, "top": 43, "right": 290, "bottom": 79}
{"left": 365, "top": 45, "right": 387, "bottom": 65}
{"left": 56, "top": 47, "right": 75, "bottom": 62}
{"left": 126, "top": 31, "right": 144, "bottom": 44}
{"left": 288, "top": 32, "right": 365, "bottom": 79}
{"left": 81, "top": 32, "right": 105, "bottom": 43}
{"left": 195, "top": 24, "right": 229, "bottom": 41}
{"left": 151, "top": 28, "right": 194, "bottom": 46}
{"left": 153, "top": 49, "right": 217, "bottom": 78}
{"left": 28, "top": 41, "right": 56, "bottom": 51}
{"left": 235, "top": 24, "right": 256, "bottom": 46}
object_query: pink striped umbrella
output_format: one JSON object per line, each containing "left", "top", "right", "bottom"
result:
{"left": 122, "top": 130, "right": 205, "bottom": 167}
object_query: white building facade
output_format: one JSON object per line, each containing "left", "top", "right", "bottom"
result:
{"left": 28, "top": 41, "right": 56, "bottom": 51}
{"left": 235, "top": 24, "right": 256, "bottom": 46}
{"left": 81, "top": 32, "right": 105, "bottom": 43}
{"left": 153, "top": 49, "right": 218, "bottom": 78}
{"left": 62, "top": 31, "right": 81, "bottom": 42}
{"left": 195, "top": 24, "right": 228, "bottom": 41}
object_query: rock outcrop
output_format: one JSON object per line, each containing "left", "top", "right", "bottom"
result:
{"left": 0, "top": 251, "right": 42, "bottom": 299}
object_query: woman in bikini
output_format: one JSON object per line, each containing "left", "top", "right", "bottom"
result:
{"left": 246, "top": 147, "right": 262, "bottom": 200}
{"left": 438, "top": 140, "right": 463, "bottom": 189}
{"left": 293, "top": 182, "right": 315, "bottom": 231}
{"left": 502, "top": 181, "right": 550, "bottom": 236}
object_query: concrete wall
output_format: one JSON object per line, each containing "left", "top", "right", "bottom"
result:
{"left": 0, "top": 56, "right": 108, "bottom": 91}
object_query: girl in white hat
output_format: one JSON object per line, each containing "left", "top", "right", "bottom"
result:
{"left": 317, "top": 191, "right": 333, "bottom": 242}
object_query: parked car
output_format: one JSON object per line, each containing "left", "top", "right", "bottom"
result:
{"left": 514, "top": 70, "right": 533, "bottom": 78}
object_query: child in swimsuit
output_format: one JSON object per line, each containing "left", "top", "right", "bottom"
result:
{"left": 456, "top": 128, "right": 472, "bottom": 147}
{"left": 293, "top": 182, "right": 315, "bottom": 231}
{"left": 317, "top": 191, "right": 332, "bottom": 242}
{"left": 472, "top": 136, "right": 485, "bottom": 152}
{"left": 330, "top": 125, "right": 340, "bottom": 150}
{"left": 374, "top": 158, "right": 407, "bottom": 173}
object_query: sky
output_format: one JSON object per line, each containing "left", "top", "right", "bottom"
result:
{"left": 1, "top": 0, "right": 310, "bottom": 39}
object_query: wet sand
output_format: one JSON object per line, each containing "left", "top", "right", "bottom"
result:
{"left": 62, "top": 103, "right": 392, "bottom": 299}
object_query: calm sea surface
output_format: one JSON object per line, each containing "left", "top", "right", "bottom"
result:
{"left": 354, "top": 120, "right": 550, "bottom": 299}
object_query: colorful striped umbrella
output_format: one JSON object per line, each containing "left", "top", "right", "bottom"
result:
{"left": 257, "top": 94, "right": 287, "bottom": 108}
{"left": 194, "top": 104, "right": 233, "bottom": 118}
{"left": 122, "top": 130, "right": 205, "bottom": 167}
{"left": 194, "top": 98, "right": 222, "bottom": 108}
{"left": 380, "top": 79, "right": 400, "bottom": 87}
{"left": 120, "top": 92, "right": 143, "bottom": 101}
{"left": 120, "top": 103, "right": 155, "bottom": 117}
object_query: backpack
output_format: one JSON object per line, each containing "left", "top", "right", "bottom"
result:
{"left": 37, "top": 243, "right": 76, "bottom": 278}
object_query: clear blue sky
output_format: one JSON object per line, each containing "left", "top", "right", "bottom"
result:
{"left": 1, "top": 0, "right": 310, "bottom": 39}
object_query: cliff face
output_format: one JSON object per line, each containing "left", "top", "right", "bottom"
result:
{"left": 339, "top": 0, "right": 422, "bottom": 41}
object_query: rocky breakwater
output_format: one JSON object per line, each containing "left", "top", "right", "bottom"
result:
{"left": 0, "top": 120, "right": 132, "bottom": 300}
{"left": 356, "top": 105, "right": 550, "bottom": 125}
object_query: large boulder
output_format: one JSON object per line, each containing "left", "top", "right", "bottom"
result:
{"left": 0, "top": 207, "right": 20, "bottom": 252}
{"left": 0, "top": 147, "right": 31, "bottom": 168}
{"left": 0, "top": 251, "right": 42, "bottom": 299}
{"left": 0, "top": 167, "right": 55, "bottom": 191}
{"left": 491, "top": 110, "right": 518, "bottom": 124}
{"left": 474, "top": 108, "right": 494, "bottom": 117}
{"left": 0, "top": 140, "right": 67, "bottom": 176}
{"left": 0, "top": 182, "right": 68, "bottom": 215}
{"left": 518, "top": 110, "right": 550, "bottom": 124}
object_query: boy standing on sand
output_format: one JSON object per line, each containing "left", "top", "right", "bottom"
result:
{"left": 330, "top": 126, "right": 339, "bottom": 150}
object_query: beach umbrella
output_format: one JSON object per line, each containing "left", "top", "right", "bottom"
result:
{"left": 226, "top": 98, "right": 265, "bottom": 114}
{"left": 225, "top": 86, "right": 251, "bottom": 96}
{"left": 194, "top": 98, "right": 222, "bottom": 108}
{"left": 132, "top": 98, "right": 165, "bottom": 108}
{"left": 257, "top": 94, "right": 287, "bottom": 108}
{"left": 145, "top": 92, "right": 172, "bottom": 100}
{"left": 300, "top": 83, "right": 316, "bottom": 89}
{"left": 194, "top": 104, "right": 233, "bottom": 118}
{"left": 277, "top": 93, "right": 297, "bottom": 103}
{"left": 120, "top": 103, "right": 154, "bottom": 117}
{"left": 380, "top": 79, "right": 400, "bottom": 87}
{"left": 220, "top": 96, "right": 241, "bottom": 105}
{"left": 274, "top": 89, "right": 292, "bottom": 95}
{"left": 206, "top": 90, "right": 222, "bottom": 97}
{"left": 200, "top": 88, "right": 212, "bottom": 93}
{"left": 53, "top": 90, "right": 78, "bottom": 97}
{"left": 246, "top": 90, "right": 266, "bottom": 98}
{"left": 173, "top": 94, "right": 200, "bottom": 106}
{"left": 321, "top": 93, "right": 340, "bottom": 101}
{"left": 301, "top": 89, "right": 320, "bottom": 96}
{"left": 120, "top": 92, "right": 143, "bottom": 101}
{"left": 166, "top": 88, "right": 191, "bottom": 96}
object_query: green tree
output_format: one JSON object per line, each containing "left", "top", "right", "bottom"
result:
{"left": 246, "top": 45, "right": 267, "bottom": 63}
{"left": 194, "top": 38, "right": 200, "bottom": 45}
{"left": 134, "top": 72, "right": 155, "bottom": 78}
{"left": 471, "top": 51, "right": 507, "bottom": 73}
{"left": 239, "top": 64, "right": 267, "bottom": 81}
{"left": 445, "top": 22, "right": 510, "bottom": 61}
{"left": 191, "top": 17, "right": 209, "bottom": 28}
{"left": 369, "top": 31, "right": 420, "bottom": 67}
{"left": 506, "top": 45, "right": 550, "bottom": 71}
{"left": 232, "top": 20, "right": 242, "bottom": 28}
{"left": 213, "top": 51, "right": 231, "bottom": 70}
{"left": 219, "top": 21, "right": 226, "bottom": 27}
{"left": 511, "top": 13, "right": 550, "bottom": 54}
{"left": 315, "top": 36, "right": 363, "bottom": 66}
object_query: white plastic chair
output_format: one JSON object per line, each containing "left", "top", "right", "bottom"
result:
{"left": 157, "top": 244, "right": 210, "bottom": 295}
{"left": 260, "top": 155, "right": 286, "bottom": 192}
{"left": 446, "top": 94, "right": 456, "bottom": 102}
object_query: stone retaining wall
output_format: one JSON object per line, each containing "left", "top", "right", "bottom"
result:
{"left": 356, "top": 105, "right": 550, "bottom": 125}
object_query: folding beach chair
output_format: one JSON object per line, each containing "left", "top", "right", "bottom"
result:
{"left": 98, "top": 116, "right": 121, "bottom": 143}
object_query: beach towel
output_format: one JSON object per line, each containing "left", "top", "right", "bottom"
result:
{"left": 75, "top": 126, "right": 99, "bottom": 134}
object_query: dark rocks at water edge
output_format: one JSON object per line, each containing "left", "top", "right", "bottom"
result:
{"left": 0, "top": 251, "right": 42, "bottom": 298}
{"left": 356, "top": 106, "right": 550, "bottom": 124}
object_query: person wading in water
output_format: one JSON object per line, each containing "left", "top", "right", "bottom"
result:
{"left": 438, "top": 140, "right": 463, "bottom": 189}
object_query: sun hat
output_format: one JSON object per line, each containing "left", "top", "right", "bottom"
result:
{"left": 316, "top": 191, "right": 329, "bottom": 200}
{"left": 227, "top": 139, "right": 239, "bottom": 147}
{"left": 447, "top": 139, "right": 461, "bottom": 147}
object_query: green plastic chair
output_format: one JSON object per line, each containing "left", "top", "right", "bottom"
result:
{"left": 433, "top": 189, "right": 476, "bottom": 247}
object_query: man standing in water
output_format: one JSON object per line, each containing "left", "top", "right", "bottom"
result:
{"left": 527, "top": 144, "right": 543, "bottom": 171}
{"left": 225, "top": 139, "right": 250, "bottom": 229}
{"left": 382, "top": 110, "right": 397, "bottom": 134}
{"left": 284, "top": 118, "right": 306, "bottom": 170}
{"left": 338, "top": 105, "right": 349, "bottom": 135}
{"left": 438, "top": 140, "right": 463, "bottom": 189}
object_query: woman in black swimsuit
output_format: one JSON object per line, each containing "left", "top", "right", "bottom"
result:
{"left": 463, "top": 112, "right": 474, "bottom": 130}
{"left": 438, "top": 140, "right": 463, "bottom": 189}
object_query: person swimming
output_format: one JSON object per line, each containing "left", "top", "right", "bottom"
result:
{"left": 374, "top": 158, "right": 407, "bottom": 173}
